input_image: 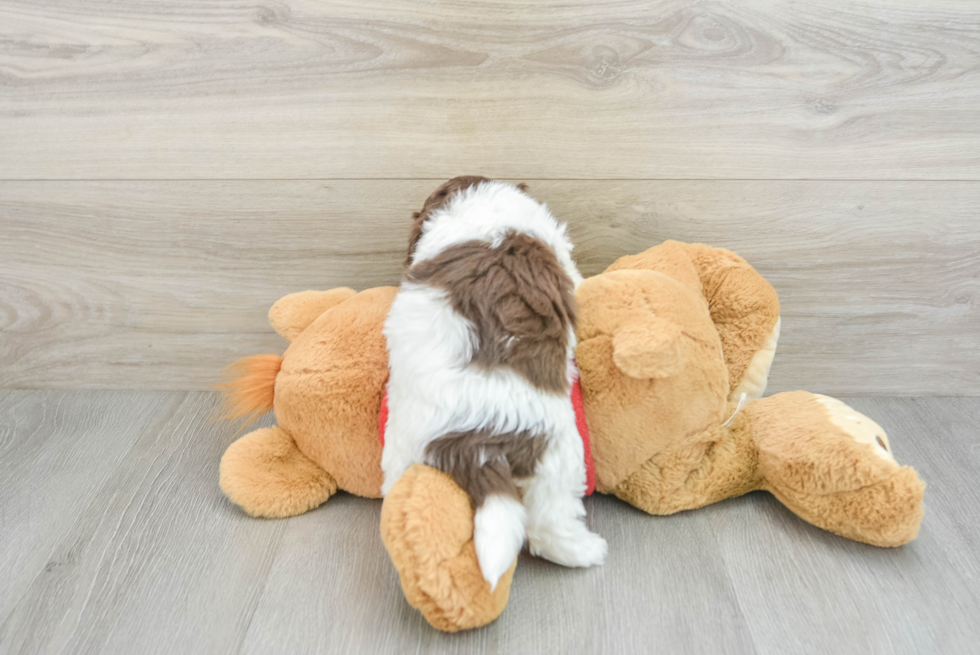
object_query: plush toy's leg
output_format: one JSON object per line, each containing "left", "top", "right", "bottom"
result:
{"left": 612, "top": 422, "right": 763, "bottom": 515}
{"left": 380, "top": 464, "right": 515, "bottom": 632}
{"left": 220, "top": 426, "right": 337, "bottom": 518}
{"left": 604, "top": 241, "right": 781, "bottom": 401}
{"left": 688, "top": 244, "right": 782, "bottom": 401}
{"left": 750, "top": 392, "right": 925, "bottom": 547}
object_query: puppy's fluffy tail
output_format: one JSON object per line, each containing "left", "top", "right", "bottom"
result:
{"left": 216, "top": 354, "right": 283, "bottom": 425}
{"left": 424, "top": 431, "right": 530, "bottom": 590}
{"left": 473, "top": 495, "right": 526, "bottom": 590}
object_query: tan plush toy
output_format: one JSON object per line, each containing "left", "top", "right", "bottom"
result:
{"left": 218, "top": 240, "right": 925, "bottom": 632}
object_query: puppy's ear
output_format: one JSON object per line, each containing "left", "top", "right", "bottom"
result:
{"left": 494, "top": 236, "right": 575, "bottom": 341}
{"left": 405, "top": 212, "right": 425, "bottom": 266}
{"left": 516, "top": 182, "right": 529, "bottom": 193}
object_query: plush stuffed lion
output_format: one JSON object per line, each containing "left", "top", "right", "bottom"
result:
{"left": 218, "top": 240, "right": 925, "bottom": 631}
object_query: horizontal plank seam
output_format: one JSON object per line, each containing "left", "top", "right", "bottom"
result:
{"left": 2, "top": 179, "right": 980, "bottom": 183}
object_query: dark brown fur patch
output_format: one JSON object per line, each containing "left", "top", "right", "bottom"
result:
{"left": 424, "top": 431, "right": 546, "bottom": 507}
{"left": 409, "top": 231, "right": 576, "bottom": 392}
{"left": 406, "top": 176, "right": 490, "bottom": 265}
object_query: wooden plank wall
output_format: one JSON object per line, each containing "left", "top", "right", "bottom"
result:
{"left": 1, "top": 0, "right": 978, "bottom": 393}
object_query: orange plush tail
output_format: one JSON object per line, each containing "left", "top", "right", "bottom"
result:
{"left": 217, "top": 354, "right": 283, "bottom": 424}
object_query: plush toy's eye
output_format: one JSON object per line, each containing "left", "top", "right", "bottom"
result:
{"left": 876, "top": 436, "right": 887, "bottom": 450}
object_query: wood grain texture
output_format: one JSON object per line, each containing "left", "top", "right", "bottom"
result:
{"left": 2, "top": 0, "right": 979, "bottom": 179}
{"left": 712, "top": 396, "right": 980, "bottom": 655}
{"left": 0, "top": 390, "right": 185, "bottom": 614}
{"left": 0, "top": 391, "right": 284, "bottom": 655}
{"left": 0, "top": 391, "right": 977, "bottom": 654}
{"left": 2, "top": 180, "right": 977, "bottom": 394}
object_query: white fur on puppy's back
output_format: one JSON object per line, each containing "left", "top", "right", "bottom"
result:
{"left": 474, "top": 494, "right": 527, "bottom": 590}
{"left": 380, "top": 281, "right": 579, "bottom": 495}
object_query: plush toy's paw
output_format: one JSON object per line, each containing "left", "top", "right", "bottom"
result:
{"left": 753, "top": 392, "right": 925, "bottom": 547}
{"left": 220, "top": 426, "right": 337, "bottom": 518}
{"left": 528, "top": 527, "right": 608, "bottom": 569}
{"left": 380, "top": 464, "right": 515, "bottom": 632}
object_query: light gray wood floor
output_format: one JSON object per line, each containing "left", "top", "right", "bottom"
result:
{"left": 1, "top": 391, "right": 977, "bottom": 655}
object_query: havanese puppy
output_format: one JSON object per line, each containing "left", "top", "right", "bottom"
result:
{"left": 381, "top": 176, "right": 607, "bottom": 590}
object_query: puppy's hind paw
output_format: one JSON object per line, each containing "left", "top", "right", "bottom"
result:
{"left": 529, "top": 529, "right": 607, "bottom": 569}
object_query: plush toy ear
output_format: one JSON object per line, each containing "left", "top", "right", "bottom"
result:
{"left": 612, "top": 317, "right": 686, "bottom": 379}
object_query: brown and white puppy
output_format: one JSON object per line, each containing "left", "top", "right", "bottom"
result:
{"left": 382, "top": 177, "right": 606, "bottom": 590}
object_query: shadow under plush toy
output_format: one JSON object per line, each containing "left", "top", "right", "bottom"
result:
{"left": 218, "top": 240, "right": 925, "bottom": 632}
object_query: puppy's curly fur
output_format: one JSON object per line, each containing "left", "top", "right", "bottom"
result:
{"left": 382, "top": 177, "right": 607, "bottom": 590}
